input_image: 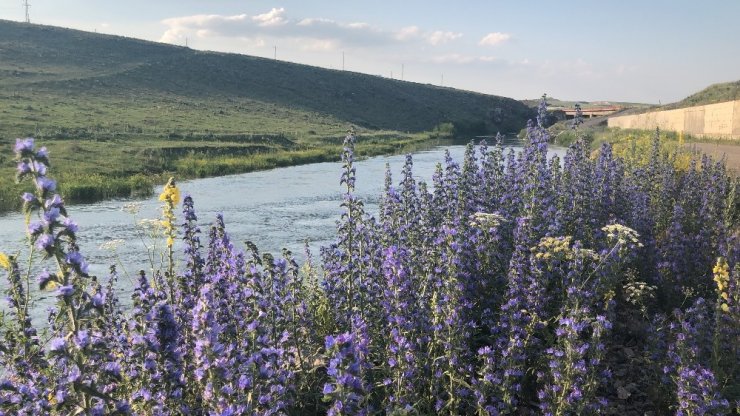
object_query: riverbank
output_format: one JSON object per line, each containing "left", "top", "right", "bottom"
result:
{"left": 0, "top": 132, "right": 453, "bottom": 215}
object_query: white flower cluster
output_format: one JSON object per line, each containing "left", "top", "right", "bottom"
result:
{"left": 98, "top": 239, "right": 125, "bottom": 251}
{"left": 469, "top": 212, "right": 506, "bottom": 230}
{"left": 602, "top": 223, "right": 643, "bottom": 248}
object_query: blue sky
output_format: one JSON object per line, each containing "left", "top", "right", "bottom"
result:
{"left": 3, "top": 0, "right": 739, "bottom": 103}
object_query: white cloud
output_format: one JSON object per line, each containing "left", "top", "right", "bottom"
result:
{"left": 478, "top": 32, "right": 511, "bottom": 46}
{"left": 160, "top": 9, "right": 464, "bottom": 50}
{"left": 426, "top": 31, "right": 462, "bottom": 46}
{"left": 395, "top": 26, "right": 420, "bottom": 40}
{"left": 252, "top": 8, "right": 288, "bottom": 27}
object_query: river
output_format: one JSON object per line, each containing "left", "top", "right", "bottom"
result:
{"left": 0, "top": 142, "right": 566, "bottom": 320}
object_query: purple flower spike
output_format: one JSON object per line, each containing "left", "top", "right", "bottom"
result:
{"left": 65, "top": 251, "right": 88, "bottom": 274}
{"left": 45, "top": 194, "right": 63, "bottom": 209}
{"left": 43, "top": 207, "right": 60, "bottom": 225}
{"left": 49, "top": 337, "right": 66, "bottom": 353}
{"left": 32, "top": 160, "right": 47, "bottom": 176}
{"left": 36, "top": 233, "right": 55, "bottom": 253}
{"left": 74, "top": 330, "right": 90, "bottom": 349}
{"left": 14, "top": 137, "right": 34, "bottom": 154}
{"left": 21, "top": 192, "right": 35, "bottom": 203}
{"left": 35, "top": 177, "right": 56, "bottom": 193}
{"left": 62, "top": 217, "right": 78, "bottom": 234}
{"left": 38, "top": 270, "right": 54, "bottom": 289}
{"left": 16, "top": 161, "right": 31, "bottom": 175}
{"left": 91, "top": 292, "right": 104, "bottom": 307}
{"left": 28, "top": 221, "right": 44, "bottom": 236}
{"left": 57, "top": 285, "right": 74, "bottom": 297}
{"left": 36, "top": 146, "right": 48, "bottom": 159}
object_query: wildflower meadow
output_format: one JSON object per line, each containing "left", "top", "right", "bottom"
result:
{"left": 1, "top": 102, "right": 738, "bottom": 415}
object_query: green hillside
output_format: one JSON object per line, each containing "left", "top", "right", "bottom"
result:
{"left": 0, "top": 19, "right": 530, "bottom": 136}
{"left": 664, "top": 79, "right": 740, "bottom": 109}
{"left": 0, "top": 19, "right": 533, "bottom": 212}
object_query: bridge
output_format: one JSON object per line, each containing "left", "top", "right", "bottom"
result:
{"left": 556, "top": 106, "right": 623, "bottom": 119}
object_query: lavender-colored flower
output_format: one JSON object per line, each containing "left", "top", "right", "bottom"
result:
{"left": 38, "top": 269, "right": 54, "bottom": 290}
{"left": 35, "top": 177, "right": 56, "bottom": 193}
{"left": 14, "top": 137, "right": 34, "bottom": 154}
{"left": 49, "top": 337, "right": 67, "bottom": 353}
{"left": 36, "top": 233, "right": 55, "bottom": 253}
{"left": 27, "top": 221, "right": 44, "bottom": 236}
{"left": 62, "top": 217, "right": 78, "bottom": 234}
{"left": 57, "top": 285, "right": 74, "bottom": 297}
{"left": 16, "top": 160, "right": 31, "bottom": 175}
{"left": 43, "top": 206, "right": 60, "bottom": 226}
{"left": 44, "top": 194, "right": 63, "bottom": 209}
{"left": 36, "top": 146, "right": 49, "bottom": 159}
{"left": 65, "top": 251, "right": 88, "bottom": 275}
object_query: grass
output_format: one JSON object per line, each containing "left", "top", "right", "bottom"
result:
{"left": 663, "top": 79, "right": 740, "bottom": 109}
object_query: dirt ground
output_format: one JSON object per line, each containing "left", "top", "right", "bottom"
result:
{"left": 686, "top": 142, "right": 740, "bottom": 174}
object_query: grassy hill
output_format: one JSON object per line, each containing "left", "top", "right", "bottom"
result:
{"left": 663, "top": 79, "right": 740, "bottom": 109}
{"left": 0, "top": 19, "right": 530, "bottom": 136}
{"left": 0, "top": 19, "right": 533, "bottom": 212}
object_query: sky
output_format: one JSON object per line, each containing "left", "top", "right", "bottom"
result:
{"left": 2, "top": 0, "right": 739, "bottom": 104}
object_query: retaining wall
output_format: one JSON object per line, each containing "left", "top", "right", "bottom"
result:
{"left": 608, "top": 100, "right": 740, "bottom": 139}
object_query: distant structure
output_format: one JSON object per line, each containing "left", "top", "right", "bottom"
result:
{"left": 23, "top": 0, "right": 31, "bottom": 23}
{"left": 556, "top": 106, "right": 622, "bottom": 119}
{"left": 609, "top": 100, "right": 740, "bottom": 139}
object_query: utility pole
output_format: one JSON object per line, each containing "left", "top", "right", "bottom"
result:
{"left": 401, "top": 64, "right": 404, "bottom": 80}
{"left": 441, "top": 73, "right": 444, "bottom": 86}
{"left": 273, "top": 46, "right": 277, "bottom": 60}
{"left": 23, "top": 0, "right": 30, "bottom": 23}
{"left": 342, "top": 52, "right": 345, "bottom": 71}
{"left": 185, "top": 37, "right": 189, "bottom": 48}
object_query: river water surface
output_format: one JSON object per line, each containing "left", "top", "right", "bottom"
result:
{"left": 0, "top": 143, "right": 566, "bottom": 320}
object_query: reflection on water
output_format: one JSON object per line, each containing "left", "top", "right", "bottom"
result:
{"left": 0, "top": 143, "right": 565, "bottom": 322}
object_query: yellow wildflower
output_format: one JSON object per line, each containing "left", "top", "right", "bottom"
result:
{"left": 0, "top": 252, "right": 9, "bottom": 270}
{"left": 166, "top": 236, "right": 175, "bottom": 247}
{"left": 713, "top": 257, "right": 731, "bottom": 313}
{"left": 158, "top": 177, "right": 181, "bottom": 206}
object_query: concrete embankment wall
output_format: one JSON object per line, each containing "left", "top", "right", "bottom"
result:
{"left": 608, "top": 100, "right": 740, "bottom": 139}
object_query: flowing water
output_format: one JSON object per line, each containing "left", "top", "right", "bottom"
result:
{"left": 0, "top": 142, "right": 566, "bottom": 321}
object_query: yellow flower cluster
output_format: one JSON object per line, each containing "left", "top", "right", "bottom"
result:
{"left": 713, "top": 257, "right": 730, "bottom": 313}
{"left": 534, "top": 236, "right": 574, "bottom": 261}
{"left": 158, "top": 177, "right": 181, "bottom": 206}
{"left": 159, "top": 177, "right": 180, "bottom": 248}
{"left": 0, "top": 252, "right": 10, "bottom": 270}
